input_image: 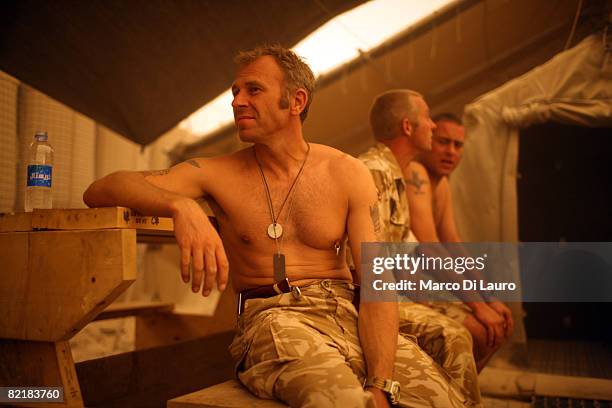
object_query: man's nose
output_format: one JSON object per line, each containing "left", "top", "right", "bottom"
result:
{"left": 232, "top": 93, "right": 247, "bottom": 108}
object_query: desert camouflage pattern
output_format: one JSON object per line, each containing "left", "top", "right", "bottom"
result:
{"left": 358, "top": 143, "right": 482, "bottom": 405}
{"left": 429, "top": 300, "right": 472, "bottom": 323}
{"left": 358, "top": 143, "right": 418, "bottom": 244}
{"left": 230, "top": 280, "right": 477, "bottom": 407}
{"left": 399, "top": 301, "right": 481, "bottom": 405}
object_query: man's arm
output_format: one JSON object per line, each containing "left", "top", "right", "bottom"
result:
{"left": 435, "top": 179, "right": 515, "bottom": 336}
{"left": 403, "top": 162, "right": 439, "bottom": 242}
{"left": 405, "top": 162, "right": 508, "bottom": 346}
{"left": 344, "top": 158, "right": 397, "bottom": 408}
{"left": 83, "top": 159, "right": 228, "bottom": 296}
{"left": 435, "top": 178, "right": 462, "bottom": 243}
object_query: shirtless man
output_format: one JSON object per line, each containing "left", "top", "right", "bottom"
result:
{"left": 408, "top": 113, "right": 515, "bottom": 370}
{"left": 359, "top": 91, "right": 482, "bottom": 405}
{"left": 84, "top": 46, "right": 468, "bottom": 407}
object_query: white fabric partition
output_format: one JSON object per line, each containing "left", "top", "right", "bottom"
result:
{"left": 451, "top": 34, "right": 611, "bottom": 347}
{"left": 453, "top": 34, "right": 611, "bottom": 243}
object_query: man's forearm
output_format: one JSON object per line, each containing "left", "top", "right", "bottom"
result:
{"left": 83, "top": 171, "right": 188, "bottom": 217}
{"left": 358, "top": 301, "right": 398, "bottom": 379}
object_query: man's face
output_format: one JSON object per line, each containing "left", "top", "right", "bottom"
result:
{"left": 409, "top": 96, "right": 436, "bottom": 152}
{"left": 420, "top": 120, "right": 465, "bottom": 177}
{"left": 231, "top": 56, "right": 290, "bottom": 142}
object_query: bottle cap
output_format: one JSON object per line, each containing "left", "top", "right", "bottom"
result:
{"left": 34, "top": 131, "right": 48, "bottom": 141}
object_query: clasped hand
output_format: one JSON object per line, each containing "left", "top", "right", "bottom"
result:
{"left": 473, "top": 301, "right": 514, "bottom": 348}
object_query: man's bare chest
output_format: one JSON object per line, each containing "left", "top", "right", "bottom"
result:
{"left": 206, "top": 174, "right": 348, "bottom": 250}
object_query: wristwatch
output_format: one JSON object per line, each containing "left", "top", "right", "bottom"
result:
{"left": 364, "top": 376, "right": 401, "bottom": 405}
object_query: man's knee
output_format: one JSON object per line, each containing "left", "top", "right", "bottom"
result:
{"left": 436, "top": 316, "right": 473, "bottom": 348}
{"left": 395, "top": 336, "right": 471, "bottom": 407}
{"left": 294, "top": 388, "right": 373, "bottom": 408}
{"left": 404, "top": 311, "right": 474, "bottom": 356}
{"left": 274, "top": 362, "right": 372, "bottom": 408}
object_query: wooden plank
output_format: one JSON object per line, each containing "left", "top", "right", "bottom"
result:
{"left": 168, "top": 380, "right": 287, "bottom": 408}
{"left": 481, "top": 397, "right": 531, "bottom": 408}
{"left": 0, "top": 211, "right": 32, "bottom": 232}
{"left": 76, "top": 331, "right": 235, "bottom": 408}
{"left": 0, "top": 229, "right": 136, "bottom": 341}
{"left": 479, "top": 367, "right": 534, "bottom": 399}
{"left": 535, "top": 373, "right": 612, "bottom": 401}
{"left": 0, "top": 231, "right": 29, "bottom": 333}
{"left": 30, "top": 207, "right": 174, "bottom": 232}
{"left": 480, "top": 367, "right": 612, "bottom": 400}
{"left": 136, "top": 230, "right": 176, "bottom": 244}
{"left": 1, "top": 208, "right": 219, "bottom": 245}
{"left": 94, "top": 301, "right": 175, "bottom": 321}
{"left": 0, "top": 340, "right": 84, "bottom": 408}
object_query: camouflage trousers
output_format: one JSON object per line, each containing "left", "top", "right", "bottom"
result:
{"left": 398, "top": 301, "right": 482, "bottom": 406}
{"left": 229, "top": 279, "right": 475, "bottom": 407}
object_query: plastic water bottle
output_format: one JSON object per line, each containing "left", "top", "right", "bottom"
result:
{"left": 25, "top": 131, "right": 54, "bottom": 212}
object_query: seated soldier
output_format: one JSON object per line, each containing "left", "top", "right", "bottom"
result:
{"left": 358, "top": 91, "right": 482, "bottom": 405}
{"left": 408, "top": 113, "right": 515, "bottom": 371}
{"left": 84, "top": 47, "right": 473, "bottom": 407}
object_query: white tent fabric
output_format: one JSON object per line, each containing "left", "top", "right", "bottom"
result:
{"left": 452, "top": 34, "right": 611, "bottom": 243}
{"left": 450, "top": 34, "right": 611, "bottom": 347}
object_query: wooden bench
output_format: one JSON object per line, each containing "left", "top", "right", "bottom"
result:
{"left": 168, "top": 380, "right": 288, "bottom": 408}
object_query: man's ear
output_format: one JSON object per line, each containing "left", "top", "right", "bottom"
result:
{"left": 291, "top": 88, "right": 308, "bottom": 117}
{"left": 401, "top": 118, "right": 413, "bottom": 137}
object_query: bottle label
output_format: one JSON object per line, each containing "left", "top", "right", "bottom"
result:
{"left": 27, "top": 165, "right": 52, "bottom": 187}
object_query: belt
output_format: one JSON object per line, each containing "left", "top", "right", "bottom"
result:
{"left": 237, "top": 279, "right": 361, "bottom": 316}
{"left": 237, "top": 278, "right": 302, "bottom": 316}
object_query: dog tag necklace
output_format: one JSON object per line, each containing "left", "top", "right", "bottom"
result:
{"left": 254, "top": 143, "right": 310, "bottom": 240}
{"left": 254, "top": 143, "right": 310, "bottom": 280}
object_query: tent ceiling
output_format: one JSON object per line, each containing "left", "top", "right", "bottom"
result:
{"left": 1, "top": 0, "right": 364, "bottom": 145}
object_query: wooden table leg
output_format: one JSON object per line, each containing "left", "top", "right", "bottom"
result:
{"left": 0, "top": 339, "right": 83, "bottom": 407}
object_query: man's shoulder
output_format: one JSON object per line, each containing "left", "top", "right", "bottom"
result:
{"left": 187, "top": 148, "right": 250, "bottom": 175}
{"left": 407, "top": 160, "right": 429, "bottom": 177}
{"left": 309, "top": 144, "right": 372, "bottom": 194}
{"left": 311, "top": 142, "right": 348, "bottom": 158}
{"left": 358, "top": 144, "right": 396, "bottom": 173}
{"left": 312, "top": 143, "right": 362, "bottom": 170}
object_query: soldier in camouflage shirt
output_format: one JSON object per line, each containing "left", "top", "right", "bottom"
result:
{"left": 358, "top": 90, "right": 482, "bottom": 406}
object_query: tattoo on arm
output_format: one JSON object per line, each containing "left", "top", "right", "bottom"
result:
{"left": 141, "top": 169, "right": 170, "bottom": 177}
{"left": 187, "top": 159, "right": 200, "bottom": 168}
{"left": 370, "top": 204, "right": 381, "bottom": 234}
{"left": 407, "top": 170, "right": 427, "bottom": 194}
{"left": 140, "top": 159, "right": 199, "bottom": 177}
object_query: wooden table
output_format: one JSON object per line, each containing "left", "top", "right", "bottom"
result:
{"left": 0, "top": 207, "right": 175, "bottom": 407}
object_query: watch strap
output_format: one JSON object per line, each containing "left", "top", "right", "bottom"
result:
{"left": 364, "top": 376, "right": 387, "bottom": 390}
{"left": 364, "top": 376, "right": 401, "bottom": 405}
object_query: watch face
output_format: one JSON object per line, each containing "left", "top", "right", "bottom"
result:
{"left": 365, "top": 377, "right": 401, "bottom": 405}
{"left": 389, "top": 381, "right": 401, "bottom": 405}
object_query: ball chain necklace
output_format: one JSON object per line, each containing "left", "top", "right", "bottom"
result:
{"left": 253, "top": 143, "right": 310, "bottom": 281}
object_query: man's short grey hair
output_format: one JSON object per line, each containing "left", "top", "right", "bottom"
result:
{"left": 370, "top": 89, "right": 423, "bottom": 141}
{"left": 234, "top": 44, "right": 316, "bottom": 122}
